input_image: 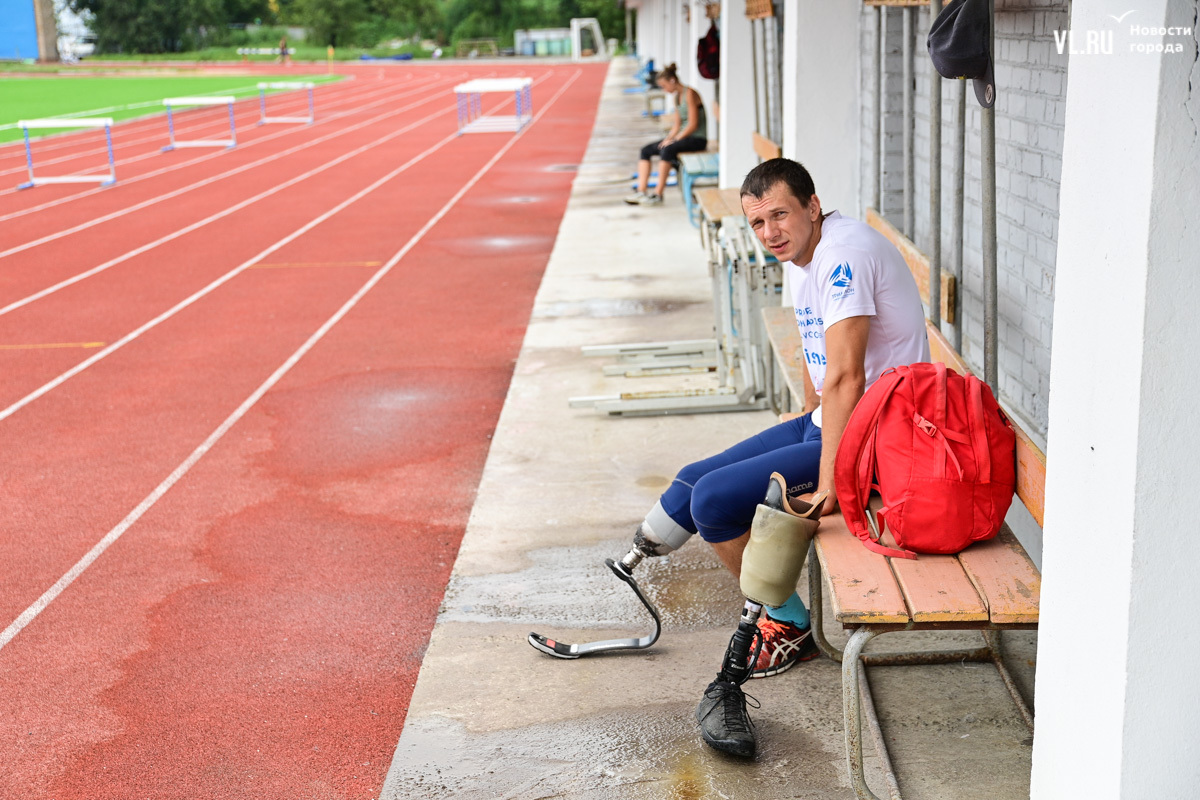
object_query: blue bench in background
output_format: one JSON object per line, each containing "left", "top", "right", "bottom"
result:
{"left": 678, "top": 152, "right": 720, "bottom": 227}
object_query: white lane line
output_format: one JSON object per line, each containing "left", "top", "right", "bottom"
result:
{"left": 0, "top": 67, "right": 579, "bottom": 653}
{"left": 0, "top": 81, "right": 311, "bottom": 132}
{"left": 0, "top": 72, "right": 555, "bottom": 417}
{"left": 0, "top": 78, "right": 464, "bottom": 260}
{"left": 0, "top": 73, "right": 464, "bottom": 218}
{"left": 0, "top": 75, "right": 417, "bottom": 182}
{"left": 0, "top": 73, "right": 530, "bottom": 319}
{"left": 0, "top": 80, "right": 361, "bottom": 179}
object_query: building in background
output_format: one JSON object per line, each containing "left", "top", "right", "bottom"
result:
{"left": 0, "top": 0, "right": 59, "bottom": 61}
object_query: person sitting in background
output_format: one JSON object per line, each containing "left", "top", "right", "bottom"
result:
{"left": 625, "top": 63, "right": 708, "bottom": 207}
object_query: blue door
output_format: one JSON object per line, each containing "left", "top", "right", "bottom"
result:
{"left": 0, "top": 0, "right": 40, "bottom": 61}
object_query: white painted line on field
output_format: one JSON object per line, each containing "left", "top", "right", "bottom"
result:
{"left": 0, "top": 68, "right": 579, "bottom": 653}
{"left": 0, "top": 82, "right": 325, "bottom": 132}
{"left": 0, "top": 71, "right": 472, "bottom": 220}
{"left": 0, "top": 75, "right": 373, "bottom": 169}
{"left": 0, "top": 73, "right": 461, "bottom": 214}
{"left": 0, "top": 76, "right": 375, "bottom": 180}
{"left": 0, "top": 75, "right": 531, "bottom": 321}
{"left": 0, "top": 71, "right": 555, "bottom": 411}
{"left": 0, "top": 76, "right": 465, "bottom": 259}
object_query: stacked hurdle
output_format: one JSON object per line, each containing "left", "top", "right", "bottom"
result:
{"left": 161, "top": 96, "right": 237, "bottom": 151}
{"left": 17, "top": 118, "right": 117, "bottom": 190}
{"left": 257, "top": 82, "right": 316, "bottom": 125}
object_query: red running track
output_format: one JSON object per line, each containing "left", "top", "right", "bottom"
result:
{"left": 0, "top": 62, "right": 606, "bottom": 799}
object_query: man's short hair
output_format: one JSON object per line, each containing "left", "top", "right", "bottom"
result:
{"left": 740, "top": 158, "right": 817, "bottom": 206}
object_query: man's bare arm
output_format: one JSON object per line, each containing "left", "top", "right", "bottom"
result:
{"left": 817, "top": 316, "right": 870, "bottom": 514}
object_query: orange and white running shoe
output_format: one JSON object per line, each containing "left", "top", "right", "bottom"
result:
{"left": 748, "top": 616, "right": 819, "bottom": 678}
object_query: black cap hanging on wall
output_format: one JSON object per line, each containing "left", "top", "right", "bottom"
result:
{"left": 927, "top": 0, "right": 995, "bottom": 108}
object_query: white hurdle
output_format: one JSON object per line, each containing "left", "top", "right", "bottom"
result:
{"left": 17, "top": 118, "right": 117, "bottom": 190}
{"left": 453, "top": 78, "right": 534, "bottom": 135}
{"left": 257, "top": 82, "right": 316, "bottom": 125}
{"left": 161, "top": 96, "right": 237, "bottom": 151}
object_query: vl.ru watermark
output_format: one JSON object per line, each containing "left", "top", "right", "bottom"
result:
{"left": 1054, "top": 11, "right": 1194, "bottom": 55}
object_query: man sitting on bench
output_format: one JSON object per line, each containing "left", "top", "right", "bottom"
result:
{"left": 623, "top": 158, "right": 930, "bottom": 756}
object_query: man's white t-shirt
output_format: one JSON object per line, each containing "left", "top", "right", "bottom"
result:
{"left": 788, "top": 211, "right": 929, "bottom": 426}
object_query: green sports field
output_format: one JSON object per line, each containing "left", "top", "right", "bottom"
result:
{"left": 0, "top": 74, "right": 342, "bottom": 143}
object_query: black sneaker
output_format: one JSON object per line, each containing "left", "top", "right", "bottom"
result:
{"left": 696, "top": 678, "right": 759, "bottom": 758}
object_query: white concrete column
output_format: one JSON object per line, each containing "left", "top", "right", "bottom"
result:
{"left": 1031, "top": 1, "right": 1200, "bottom": 798}
{"left": 719, "top": 0, "right": 755, "bottom": 187}
{"left": 627, "top": 0, "right": 641, "bottom": 57}
{"left": 781, "top": 0, "right": 861, "bottom": 214}
{"left": 662, "top": 0, "right": 676, "bottom": 69}
{"left": 641, "top": 0, "right": 659, "bottom": 68}
{"left": 686, "top": 0, "right": 718, "bottom": 139}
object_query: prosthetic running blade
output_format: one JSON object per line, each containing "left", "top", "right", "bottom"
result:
{"left": 528, "top": 557, "right": 661, "bottom": 658}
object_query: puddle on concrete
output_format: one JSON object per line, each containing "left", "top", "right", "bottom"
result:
{"left": 532, "top": 298, "right": 696, "bottom": 319}
{"left": 382, "top": 706, "right": 840, "bottom": 799}
{"left": 635, "top": 475, "right": 671, "bottom": 491}
{"left": 590, "top": 273, "right": 657, "bottom": 284}
{"left": 432, "top": 234, "right": 556, "bottom": 256}
{"left": 441, "top": 539, "right": 741, "bottom": 632}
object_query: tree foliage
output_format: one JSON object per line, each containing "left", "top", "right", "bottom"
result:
{"left": 74, "top": 0, "right": 625, "bottom": 53}
{"left": 69, "top": 0, "right": 225, "bottom": 53}
{"left": 294, "top": 0, "right": 367, "bottom": 46}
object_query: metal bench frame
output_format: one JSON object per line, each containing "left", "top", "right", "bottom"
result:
{"left": 806, "top": 545, "right": 1036, "bottom": 800}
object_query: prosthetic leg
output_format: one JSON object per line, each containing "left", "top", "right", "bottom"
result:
{"left": 528, "top": 501, "right": 694, "bottom": 658}
{"left": 696, "top": 473, "right": 827, "bottom": 757}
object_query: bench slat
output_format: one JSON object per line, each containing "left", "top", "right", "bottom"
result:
{"left": 890, "top": 554, "right": 989, "bottom": 623}
{"left": 926, "top": 319, "right": 971, "bottom": 375}
{"left": 815, "top": 515, "right": 910, "bottom": 624}
{"left": 959, "top": 529, "right": 1041, "bottom": 624}
{"left": 752, "top": 131, "right": 782, "bottom": 161}
{"left": 866, "top": 208, "right": 956, "bottom": 324}
{"left": 1014, "top": 427, "right": 1047, "bottom": 527}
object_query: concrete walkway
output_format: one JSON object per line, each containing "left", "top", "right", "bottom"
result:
{"left": 382, "top": 58, "right": 1036, "bottom": 800}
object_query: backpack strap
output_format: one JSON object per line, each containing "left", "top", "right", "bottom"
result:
{"left": 862, "top": 505, "right": 917, "bottom": 560}
{"left": 835, "top": 368, "right": 905, "bottom": 543}
{"left": 968, "top": 376, "right": 991, "bottom": 484}
{"left": 933, "top": 361, "right": 948, "bottom": 428}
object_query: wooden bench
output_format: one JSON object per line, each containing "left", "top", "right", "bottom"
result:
{"left": 694, "top": 186, "right": 745, "bottom": 267}
{"left": 761, "top": 213, "right": 1044, "bottom": 800}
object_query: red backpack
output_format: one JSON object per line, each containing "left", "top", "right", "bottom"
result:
{"left": 697, "top": 23, "right": 720, "bottom": 80}
{"left": 834, "top": 362, "right": 1016, "bottom": 559}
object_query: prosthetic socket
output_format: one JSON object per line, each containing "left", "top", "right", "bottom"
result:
{"left": 614, "top": 500, "right": 696, "bottom": 576}
{"left": 717, "top": 474, "right": 828, "bottom": 684}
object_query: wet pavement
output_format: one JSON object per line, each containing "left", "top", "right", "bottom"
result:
{"left": 381, "top": 58, "right": 1036, "bottom": 800}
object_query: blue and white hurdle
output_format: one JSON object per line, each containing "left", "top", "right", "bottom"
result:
{"left": 16, "top": 118, "right": 117, "bottom": 190}
{"left": 161, "top": 96, "right": 237, "bottom": 151}
{"left": 256, "top": 82, "right": 316, "bottom": 125}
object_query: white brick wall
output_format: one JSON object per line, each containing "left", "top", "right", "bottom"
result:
{"left": 858, "top": 1, "right": 1068, "bottom": 443}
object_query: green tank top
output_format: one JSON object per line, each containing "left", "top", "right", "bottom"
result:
{"left": 677, "top": 90, "right": 708, "bottom": 138}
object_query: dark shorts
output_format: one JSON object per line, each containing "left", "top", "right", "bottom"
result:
{"left": 639, "top": 135, "right": 708, "bottom": 167}
{"left": 659, "top": 413, "right": 823, "bottom": 543}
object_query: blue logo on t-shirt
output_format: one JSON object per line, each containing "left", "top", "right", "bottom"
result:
{"left": 831, "top": 263, "right": 853, "bottom": 288}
